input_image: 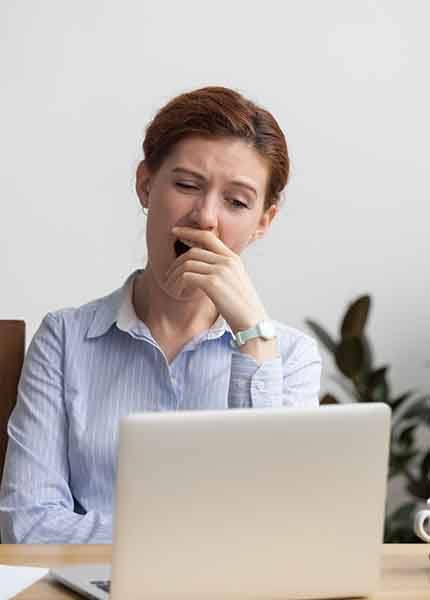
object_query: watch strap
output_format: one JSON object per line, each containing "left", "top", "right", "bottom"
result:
{"left": 230, "top": 320, "right": 276, "bottom": 348}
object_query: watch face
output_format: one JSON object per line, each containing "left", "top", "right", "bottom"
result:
{"left": 258, "top": 320, "right": 275, "bottom": 339}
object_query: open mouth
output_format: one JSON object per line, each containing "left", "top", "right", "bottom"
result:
{"left": 174, "top": 239, "right": 193, "bottom": 258}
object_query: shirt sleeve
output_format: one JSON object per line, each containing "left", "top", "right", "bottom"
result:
{"left": 227, "top": 334, "right": 322, "bottom": 409}
{"left": 0, "top": 313, "right": 112, "bottom": 543}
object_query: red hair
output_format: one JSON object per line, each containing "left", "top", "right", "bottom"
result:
{"left": 142, "top": 86, "right": 290, "bottom": 209}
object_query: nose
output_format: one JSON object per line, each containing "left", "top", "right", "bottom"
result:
{"left": 189, "top": 195, "right": 218, "bottom": 232}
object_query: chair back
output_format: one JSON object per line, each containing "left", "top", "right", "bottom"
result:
{"left": 0, "top": 320, "right": 25, "bottom": 481}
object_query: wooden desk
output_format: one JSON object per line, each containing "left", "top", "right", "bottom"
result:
{"left": 0, "top": 544, "right": 429, "bottom": 599}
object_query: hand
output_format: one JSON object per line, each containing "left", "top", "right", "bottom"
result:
{"left": 165, "top": 227, "right": 268, "bottom": 333}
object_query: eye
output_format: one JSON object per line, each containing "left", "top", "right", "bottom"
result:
{"left": 228, "top": 197, "right": 249, "bottom": 210}
{"left": 175, "top": 182, "right": 199, "bottom": 190}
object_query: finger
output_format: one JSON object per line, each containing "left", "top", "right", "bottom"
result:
{"left": 172, "top": 227, "right": 235, "bottom": 257}
{"left": 174, "top": 271, "right": 218, "bottom": 299}
{"left": 166, "top": 247, "right": 221, "bottom": 280}
{"left": 166, "top": 259, "right": 215, "bottom": 289}
{"left": 169, "top": 265, "right": 213, "bottom": 298}
{"left": 178, "top": 272, "right": 209, "bottom": 294}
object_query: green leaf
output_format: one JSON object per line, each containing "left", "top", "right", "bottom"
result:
{"left": 384, "top": 501, "right": 424, "bottom": 543}
{"left": 320, "top": 393, "right": 339, "bottom": 405}
{"left": 396, "top": 424, "right": 417, "bottom": 449}
{"left": 366, "top": 367, "right": 390, "bottom": 403}
{"left": 420, "top": 451, "right": 430, "bottom": 482}
{"left": 361, "top": 334, "right": 373, "bottom": 374}
{"left": 386, "top": 501, "right": 417, "bottom": 524}
{"left": 389, "top": 391, "right": 415, "bottom": 413}
{"left": 389, "top": 449, "right": 419, "bottom": 478}
{"left": 401, "top": 396, "right": 430, "bottom": 425}
{"left": 305, "top": 319, "right": 337, "bottom": 354}
{"left": 335, "top": 337, "right": 364, "bottom": 377}
{"left": 341, "top": 296, "right": 371, "bottom": 339}
{"left": 406, "top": 477, "right": 430, "bottom": 500}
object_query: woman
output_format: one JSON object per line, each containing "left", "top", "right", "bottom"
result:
{"left": 0, "top": 86, "right": 322, "bottom": 543}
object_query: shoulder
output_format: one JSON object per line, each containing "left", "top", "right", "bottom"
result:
{"left": 36, "top": 284, "right": 123, "bottom": 345}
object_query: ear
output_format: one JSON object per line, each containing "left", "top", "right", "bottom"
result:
{"left": 135, "top": 161, "right": 152, "bottom": 209}
{"left": 249, "top": 204, "right": 278, "bottom": 244}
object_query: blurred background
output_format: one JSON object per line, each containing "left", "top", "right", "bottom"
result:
{"left": 1, "top": 0, "right": 429, "bottom": 534}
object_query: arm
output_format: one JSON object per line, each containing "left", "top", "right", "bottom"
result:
{"left": 0, "top": 313, "right": 112, "bottom": 543}
{"left": 228, "top": 334, "right": 322, "bottom": 409}
{"left": 162, "top": 227, "right": 321, "bottom": 409}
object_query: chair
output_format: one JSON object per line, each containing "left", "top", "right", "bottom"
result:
{"left": 0, "top": 320, "right": 25, "bottom": 482}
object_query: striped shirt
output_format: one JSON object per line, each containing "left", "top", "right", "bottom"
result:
{"left": 0, "top": 269, "right": 322, "bottom": 543}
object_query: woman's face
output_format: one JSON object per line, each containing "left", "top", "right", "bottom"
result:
{"left": 136, "top": 135, "right": 277, "bottom": 299}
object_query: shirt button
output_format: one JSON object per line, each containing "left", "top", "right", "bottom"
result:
{"left": 256, "top": 381, "right": 265, "bottom": 391}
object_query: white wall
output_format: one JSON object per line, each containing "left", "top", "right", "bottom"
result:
{"left": 1, "top": 0, "right": 429, "bottom": 402}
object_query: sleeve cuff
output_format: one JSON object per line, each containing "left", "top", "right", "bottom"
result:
{"left": 228, "top": 351, "right": 283, "bottom": 409}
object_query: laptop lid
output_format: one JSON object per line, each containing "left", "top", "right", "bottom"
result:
{"left": 110, "top": 403, "right": 390, "bottom": 600}
{"left": 49, "top": 564, "right": 110, "bottom": 600}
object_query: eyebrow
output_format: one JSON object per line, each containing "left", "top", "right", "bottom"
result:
{"left": 171, "top": 167, "right": 258, "bottom": 198}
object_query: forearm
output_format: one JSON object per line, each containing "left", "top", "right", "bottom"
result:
{"left": 238, "top": 337, "right": 279, "bottom": 365}
{"left": 0, "top": 501, "right": 112, "bottom": 544}
{"left": 227, "top": 350, "right": 284, "bottom": 409}
{"left": 228, "top": 327, "right": 322, "bottom": 409}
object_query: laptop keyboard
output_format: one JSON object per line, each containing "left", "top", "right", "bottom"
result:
{"left": 91, "top": 580, "right": 111, "bottom": 593}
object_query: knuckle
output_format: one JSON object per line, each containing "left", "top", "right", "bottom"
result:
{"left": 227, "top": 255, "right": 239, "bottom": 267}
{"left": 208, "top": 273, "right": 220, "bottom": 287}
{"left": 220, "top": 256, "right": 232, "bottom": 269}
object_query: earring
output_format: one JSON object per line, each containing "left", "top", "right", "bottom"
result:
{"left": 142, "top": 207, "right": 148, "bottom": 216}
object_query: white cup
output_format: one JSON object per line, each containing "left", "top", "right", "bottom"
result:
{"left": 414, "top": 500, "right": 430, "bottom": 542}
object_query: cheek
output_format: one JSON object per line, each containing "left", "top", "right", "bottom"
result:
{"left": 156, "top": 188, "right": 191, "bottom": 223}
{"left": 223, "top": 231, "right": 253, "bottom": 255}
{"left": 148, "top": 192, "right": 178, "bottom": 234}
{"left": 228, "top": 217, "right": 260, "bottom": 249}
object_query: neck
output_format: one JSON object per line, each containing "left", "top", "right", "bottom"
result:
{"left": 133, "top": 266, "right": 219, "bottom": 338}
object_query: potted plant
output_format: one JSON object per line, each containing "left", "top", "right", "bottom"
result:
{"left": 306, "top": 296, "right": 430, "bottom": 542}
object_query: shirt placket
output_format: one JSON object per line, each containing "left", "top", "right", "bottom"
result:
{"left": 169, "top": 357, "right": 184, "bottom": 409}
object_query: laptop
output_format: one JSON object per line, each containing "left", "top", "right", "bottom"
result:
{"left": 50, "top": 403, "right": 391, "bottom": 599}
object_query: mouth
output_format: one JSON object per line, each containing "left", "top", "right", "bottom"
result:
{"left": 174, "top": 239, "right": 193, "bottom": 258}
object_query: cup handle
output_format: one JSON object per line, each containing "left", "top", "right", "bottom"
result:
{"left": 414, "top": 509, "right": 430, "bottom": 542}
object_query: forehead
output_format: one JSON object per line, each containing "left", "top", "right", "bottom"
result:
{"left": 162, "top": 136, "right": 270, "bottom": 190}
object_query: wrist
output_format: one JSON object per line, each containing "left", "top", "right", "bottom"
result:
{"left": 230, "top": 312, "right": 269, "bottom": 335}
{"left": 230, "top": 318, "right": 277, "bottom": 350}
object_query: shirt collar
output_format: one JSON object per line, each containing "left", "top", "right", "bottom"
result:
{"left": 86, "top": 269, "right": 233, "bottom": 341}
{"left": 85, "top": 270, "right": 140, "bottom": 339}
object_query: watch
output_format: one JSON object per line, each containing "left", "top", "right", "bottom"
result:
{"left": 230, "top": 320, "right": 276, "bottom": 348}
